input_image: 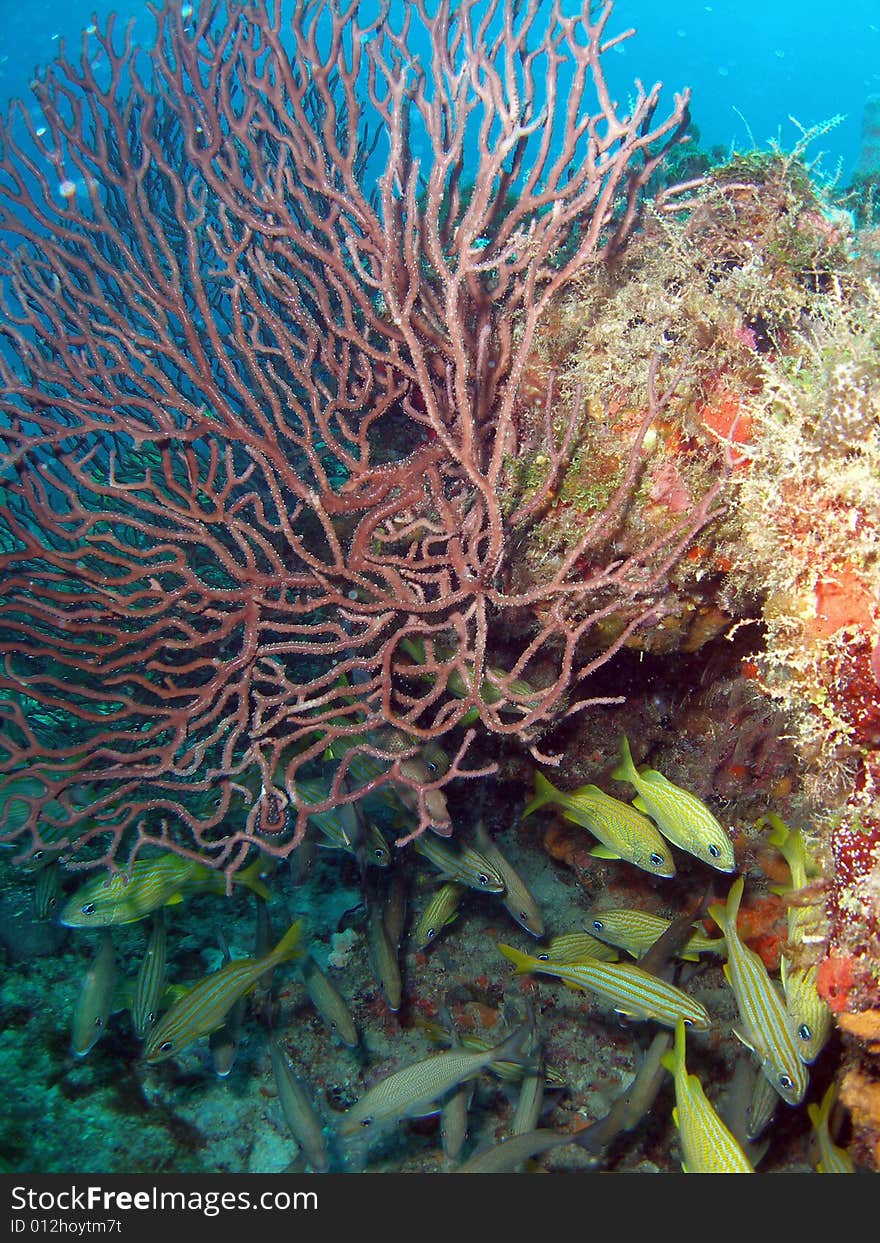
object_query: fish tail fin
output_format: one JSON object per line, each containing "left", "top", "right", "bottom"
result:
{"left": 497, "top": 942, "right": 537, "bottom": 976}
{"left": 273, "top": 919, "right": 304, "bottom": 964}
{"left": 523, "top": 772, "right": 557, "bottom": 819}
{"left": 707, "top": 901, "right": 726, "bottom": 933}
{"left": 232, "top": 858, "right": 271, "bottom": 901}
{"left": 708, "top": 875, "right": 744, "bottom": 934}
{"left": 764, "top": 813, "right": 791, "bottom": 851}
{"left": 490, "top": 1021, "right": 531, "bottom": 1066}
{"left": 764, "top": 813, "right": 807, "bottom": 880}
{"left": 660, "top": 1017, "right": 686, "bottom": 1078}
{"left": 808, "top": 1082, "right": 836, "bottom": 1133}
{"left": 610, "top": 734, "right": 638, "bottom": 786}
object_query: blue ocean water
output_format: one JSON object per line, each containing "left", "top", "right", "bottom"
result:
{"left": 1, "top": 1, "right": 879, "bottom": 179}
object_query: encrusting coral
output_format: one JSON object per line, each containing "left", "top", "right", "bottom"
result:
{"left": 502, "top": 140, "right": 879, "bottom": 1167}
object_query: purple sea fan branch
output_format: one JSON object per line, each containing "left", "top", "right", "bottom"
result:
{"left": 0, "top": 0, "right": 702, "bottom": 874}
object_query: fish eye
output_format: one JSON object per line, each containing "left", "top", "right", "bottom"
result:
{"left": 709, "top": 844, "right": 721, "bottom": 858}
{"left": 650, "top": 853, "right": 665, "bottom": 867}
{"left": 160, "top": 1040, "right": 174, "bottom": 1053}
{"left": 592, "top": 920, "right": 604, "bottom": 932}
{"left": 94, "top": 1017, "right": 103, "bottom": 1028}
{"left": 537, "top": 953, "right": 550, "bottom": 961}
{"left": 682, "top": 1018, "right": 693, "bottom": 1028}
{"left": 477, "top": 873, "right": 489, "bottom": 887}
{"left": 360, "top": 1117, "right": 373, "bottom": 1129}
{"left": 33, "top": 850, "right": 44, "bottom": 861}
{"left": 374, "top": 849, "right": 385, "bottom": 860}
{"left": 81, "top": 903, "right": 96, "bottom": 915}
{"left": 779, "top": 1074, "right": 793, "bottom": 1090}
{"left": 147, "top": 1012, "right": 156, "bottom": 1023}
{"left": 49, "top": 897, "right": 57, "bottom": 908}
{"left": 797, "top": 1023, "right": 812, "bottom": 1041}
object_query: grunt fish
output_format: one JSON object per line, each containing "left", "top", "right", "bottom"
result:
{"left": 457, "top": 1128, "right": 575, "bottom": 1174}
{"left": 269, "top": 1035, "right": 330, "bottom": 1172}
{"left": 807, "top": 1082, "right": 855, "bottom": 1174}
{"left": 538, "top": 931, "right": 619, "bottom": 964}
{"left": 413, "top": 882, "right": 467, "bottom": 952}
{"left": 497, "top": 943, "right": 710, "bottom": 1031}
{"left": 297, "top": 777, "right": 390, "bottom": 868}
{"left": 144, "top": 920, "right": 303, "bottom": 1063}
{"left": 132, "top": 912, "right": 168, "bottom": 1040}
{"left": 474, "top": 819, "right": 544, "bottom": 937}
{"left": 60, "top": 854, "right": 270, "bottom": 928}
{"left": 524, "top": 771, "right": 675, "bottom": 878}
{"left": 339, "top": 1023, "right": 529, "bottom": 1137}
{"left": 71, "top": 930, "right": 117, "bottom": 1058}
{"left": 300, "top": 951, "right": 358, "bottom": 1048}
{"left": 765, "top": 816, "right": 831, "bottom": 1063}
{"left": 209, "top": 932, "right": 248, "bottom": 1077}
{"left": 367, "top": 900, "right": 402, "bottom": 1012}
{"left": 745, "top": 1057, "right": 779, "bottom": 1142}
{"left": 708, "top": 878, "right": 808, "bottom": 1105}
{"left": 612, "top": 735, "right": 735, "bottom": 872}
{"left": 585, "top": 908, "right": 725, "bottom": 963}
{"left": 34, "top": 861, "right": 63, "bottom": 919}
{"left": 662, "top": 1018, "right": 754, "bottom": 1173}
{"left": 437, "top": 1002, "right": 473, "bottom": 1164}
{"left": 412, "top": 833, "right": 505, "bottom": 893}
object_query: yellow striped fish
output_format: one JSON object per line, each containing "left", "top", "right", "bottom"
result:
{"left": 708, "top": 878, "right": 808, "bottom": 1105}
{"left": 612, "top": 735, "right": 735, "bottom": 872}
{"left": 413, "top": 834, "right": 504, "bottom": 893}
{"left": 808, "top": 1083, "right": 855, "bottom": 1173}
{"left": 144, "top": 920, "right": 303, "bottom": 1063}
{"left": 662, "top": 1019, "right": 754, "bottom": 1172}
{"left": 524, "top": 772, "right": 675, "bottom": 878}
{"left": 60, "top": 854, "right": 270, "bottom": 927}
{"left": 745, "top": 1059, "right": 779, "bottom": 1141}
{"left": 34, "top": 862, "right": 63, "bottom": 919}
{"left": 339, "top": 1023, "right": 529, "bottom": 1137}
{"left": 780, "top": 959, "right": 831, "bottom": 1065}
{"left": 415, "top": 1020, "right": 567, "bottom": 1087}
{"left": 537, "top": 931, "right": 619, "bottom": 964}
{"left": 132, "top": 912, "right": 168, "bottom": 1039}
{"left": 766, "top": 816, "right": 831, "bottom": 1063}
{"left": 475, "top": 819, "right": 544, "bottom": 937}
{"left": 70, "top": 930, "right": 117, "bottom": 1058}
{"left": 296, "top": 777, "right": 391, "bottom": 867}
{"left": 300, "top": 952, "right": 358, "bottom": 1048}
{"left": 497, "top": 944, "right": 710, "bottom": 1030}
{"left": 413, "top": 882, "right": 467, "bottom": 951}
{"left": 367, "top": 901, "right": 402, "bottom": 1012}
{"left": 399, "top": 636, "right": 540, "bottom": 714}
{"left": 325, "top": 733, "right": 451, "bottom": 829}
{"left": 269, "top": 1035, "right": 330, "bottom": 1172}
{"left": 585, "top": 908, "right": 726, "bottom": 962}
